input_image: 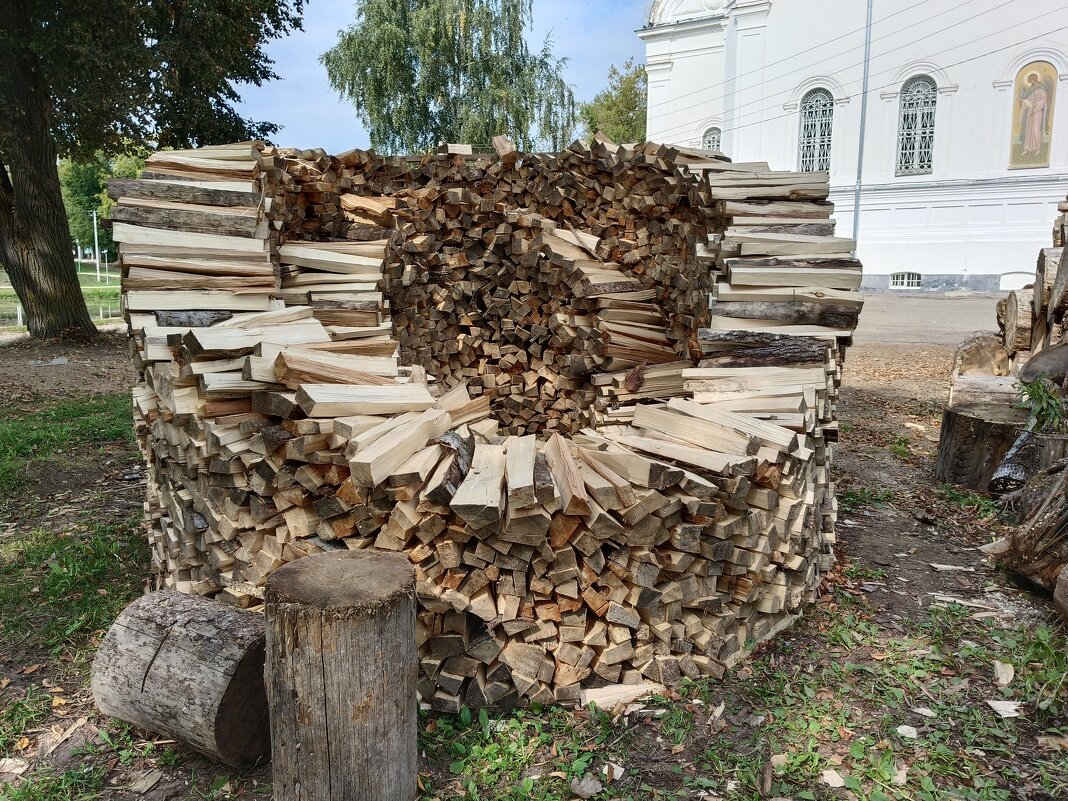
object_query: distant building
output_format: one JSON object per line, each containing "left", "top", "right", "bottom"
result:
{"left": 640, "top": 0, "right": 1068, "bottom": 290}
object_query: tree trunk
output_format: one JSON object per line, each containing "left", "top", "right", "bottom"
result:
{"left": 0, "top": 1, "right": 96, "bottom": 339}
{"left": 265, "top": 551, "right": 418, "bottom": 801}
{"left": 1055, "top": 567, "right": 1068, "bottom": 621}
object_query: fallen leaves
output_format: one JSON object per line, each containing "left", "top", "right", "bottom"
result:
{"left": 0, "top": 757, "right": 29, "bottom": 776}
{"left": 1037, "top": 735, "right": 1068, "bottom": 751}
{"left": 993, "top": 660, "right": 1015, "bottom": 687}
{"left": 821, "top": 768, "right": 846, "bottom": 787}
{"left": 569, "top": 773, "right": 603, "bottom": 798}
{"left": 601, "top": 761, "right": 625, "bottom": 783}
{"left": 128, "top": 768, "right": 163, "bottom": 794}
{"left": 896, "top": 724, "right": 919, "bottom": 739}
{"left": 985, "top": 699, "right": 1024, "bottom": 718}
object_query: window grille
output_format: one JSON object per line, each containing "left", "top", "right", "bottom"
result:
{"left": 702, "top": 126, "right": 721, "bottom": 152}
{"left": 798, "top": 89, "right": 834, "bottom": 172}
{"left": 896, "top": 76, "right": 937, "bottom": 175}
{"left": 890, "top": 272, "right": 922, "bottom": 289}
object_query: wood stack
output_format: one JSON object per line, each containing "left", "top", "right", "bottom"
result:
{"left": 939, "top": 195, "right": 1068, "bottom": 492}
{"left": 994, "top": 194, "right": 1068, "bottom": 362}
{"left": 385, "top": 139, "right": 712, "bottom": 436}
{"left": 113, "top": 140, "right": 864, "bottom": 708}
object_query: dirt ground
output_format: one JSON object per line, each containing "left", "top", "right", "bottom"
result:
{"left": 0, "top": 294, "right": 1062, "bottom": 800}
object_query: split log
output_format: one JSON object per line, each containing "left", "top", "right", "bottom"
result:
{"left": 1004, "top": 288, "right": 1034, "bottom": 355}
{"left": 951, "top": 332, "right": 1010, "bottom": 377}
{"left": 948, "top": 376, "right": 1020, "bottom": 408}
{"left": 989, "top": 424, "right": 1068, "bottom": 495}
{"left": 1020, "top": 340, "right": 1068, "bottom": 383}
{"left": 265, "top": 551, "right": 417, "bottom": 801}
{"left": 91, "top": 591, "right": 268, "bottom": 767}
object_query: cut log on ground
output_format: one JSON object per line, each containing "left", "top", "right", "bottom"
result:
{"left": 989, "top": 425, "right": 1068, "bottom": 495}
{"left": 91, "top": 591, "right": 268, "bottom": 767}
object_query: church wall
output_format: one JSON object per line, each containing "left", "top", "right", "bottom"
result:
{"left": 641, "top": 0, "right": 1068, "bottom": 285}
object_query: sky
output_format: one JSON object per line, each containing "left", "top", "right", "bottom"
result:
{"left": 234, "top": 0, "right": 649, "bottom": 153}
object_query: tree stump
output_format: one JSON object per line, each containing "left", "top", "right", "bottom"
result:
{"left": 265, "top": 551, "right": 417, "bottom": 801}
{"left": 91, "top": 591, "right": 268, "bottom": 767}
{"left": 936, "top": 404, "right": 1030, "bottom": 491}
{"left": 936, "top": 403, "right": 1068, "bottom": 492}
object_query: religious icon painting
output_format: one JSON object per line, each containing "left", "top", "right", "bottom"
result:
{"left": 1010, "top": 60, "right": 1057, "bottom": 169}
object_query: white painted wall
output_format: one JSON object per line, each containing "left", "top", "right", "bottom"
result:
{"left": 641, "top": 0, "right": 1068, "bottom": 286}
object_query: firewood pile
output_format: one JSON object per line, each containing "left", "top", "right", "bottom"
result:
{"left": 111, "top": 137, "right": 863, "bottom": 709}
{"left": 936, "top": 195, "right": 1068, "bottom": 619}
{"left": 992, "top": 194, "right": 1068, "bottom": 366}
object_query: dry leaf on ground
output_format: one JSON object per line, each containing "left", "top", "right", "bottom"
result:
{"left": 993, "top": 660, "right": 1014, "bottom": 687}
{"left": 822, "top": 768, "right": 846, "bottom": 787}
{"left": 986, "top": 699, "right": 1023, "bottom": 718}
{"left": 570, "top": 774, "right": 603, "bottom": 799}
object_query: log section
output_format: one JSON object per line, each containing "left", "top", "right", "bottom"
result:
{"left": 91, "top": 591, "right": 268, "bottom": 767}
{"left": 265, "top": 551, "right": 417, "bottom": 801}
{"left": 935, "top": 404, "right": 1030, "bottom": 491}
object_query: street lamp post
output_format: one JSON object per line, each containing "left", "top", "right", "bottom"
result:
{"left": 92, "top": 210, "right": 101, "bottom": 281}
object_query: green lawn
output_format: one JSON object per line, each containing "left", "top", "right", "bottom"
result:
{"left": 0, "top": 395, "right": 133, "bottom": 491}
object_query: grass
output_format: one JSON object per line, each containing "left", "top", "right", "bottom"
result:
{"left": 888, "top": 435, "right": 911, "bottom": 460}
{"left": 0, "top": 286, "right": 119, "bottom": 305}
{"left": 839, "top": 487, "right": 895, "bottom": 514}
{"left": 0, "top": 765, "right": 107, "bottom": 801}
{"left": 0, "top": 394, "right": 133, "bottom": 491}
{"left": 416, "top": 596, "right": 1068, "bottom": 801}
{"left": 0, "top": 318, "right": 117, "bottom": 335}
{"left": 937, "top": 484, "right": 1002, "bottom": 521}
{"left": 0, "top": 517, "right": 148, "bottom": 661}
{"left": 0, "top": 689, "right": 51, "bottom": 754}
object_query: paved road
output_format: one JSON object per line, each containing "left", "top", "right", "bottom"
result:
{"left": 853, "top": 291, "right": 1002, "bottom": 347}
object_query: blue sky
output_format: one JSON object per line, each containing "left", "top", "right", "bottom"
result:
{"left": 234, "top": 0, "right": 648, "bottom": 152}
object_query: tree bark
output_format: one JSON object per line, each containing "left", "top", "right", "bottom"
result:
{"left": 91, "top": 591, "right": 270, "bottom": 768}
{"left": 265, "top": 551, "right": 418, "bottom": 801}
{"left": 0, "top": 1, "right": 96, "bottom": 339}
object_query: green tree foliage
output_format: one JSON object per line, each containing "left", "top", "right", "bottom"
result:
{"left": 60, "top": 154, "right": 145, "bottom": 262}
{"left": 0, "top": 1, "right": 305, "bottom": 338}
{"left": 322, "top": 0, "right": 577, "bottom": 154}
{"left": 579, "top": 60, "right": 647, "bottom": 145}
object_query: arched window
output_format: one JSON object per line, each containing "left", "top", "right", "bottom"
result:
{"left": 798, "top": 89, "right": 834, "bottom": 172}
{"left": 896, "top": 76, "right": 937, "bottom": 175}
{"left": 702, "top": 126, "right": 722, "bottom": 152}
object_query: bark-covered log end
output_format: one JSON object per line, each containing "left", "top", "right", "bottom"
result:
{"left": 265, "top": 551, "right": 416, "bottom": 615}
{"left": 215, "top": 638, "right": 271, "bottom": 768}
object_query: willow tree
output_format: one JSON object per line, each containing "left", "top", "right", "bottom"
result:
{"left": 580, "top": 60, "right": 647, "bottom": 145}
{"left": 0, "top": 1, "right": 304, "bottom": 339}
{"left": 322, "top": 0, "right": 577, "bottom": 154}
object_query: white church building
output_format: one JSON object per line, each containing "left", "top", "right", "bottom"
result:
{"left": 640, "top": 0, "right": 1068, "bottom": 290}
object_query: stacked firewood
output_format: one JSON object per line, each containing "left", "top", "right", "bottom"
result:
{"left": 113, "top": 139, "right": 863, "bottom": 708}
{"left": 997, "top": 194, "right": 1068, "bottom": 361}
{"left": 384, "top": 139, "right": 712, "bottom": 436}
